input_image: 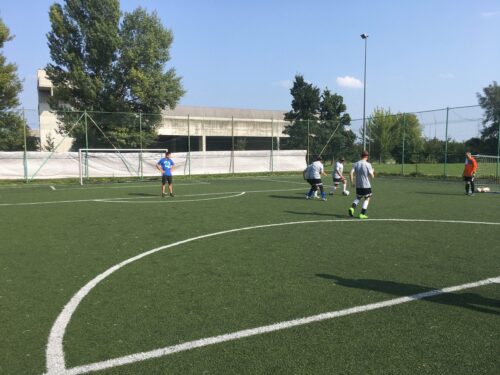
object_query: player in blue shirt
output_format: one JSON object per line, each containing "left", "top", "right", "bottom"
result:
{"left": 156, "top": 151, "right": 175, "bottom": 197}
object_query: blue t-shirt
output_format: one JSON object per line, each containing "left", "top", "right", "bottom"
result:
{"left": 157, "top": 157, "right": 174, "bottom": 176}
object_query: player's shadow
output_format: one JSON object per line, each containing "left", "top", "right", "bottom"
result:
{"left": 285, "top": 210, "right": 345, "bottom": 218}
{"left": 269, "top": 193, "right": 308, "bottom": 200}
{"left": 413, "top": 191, "right": 466, "bottom": 196}
{"left": 128, "top": 192, "right": 158, "bottom": 197}
{"left": 316, "top": 274, "right": 500, "bottom": 315}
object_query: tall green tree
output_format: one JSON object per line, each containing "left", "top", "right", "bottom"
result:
{"left": 283, "top": 75, "right": 321, "bottom": 152}
{"left": 367, "top": 108, "right": 397, "bottom": 163}
{"left": 0, "top": 18, "right": 38, "bottom": 151}
{"left": 366, "top": 109, "right": 423, "bottom": 163}
{"left": 46, "top": 0, "right": 185, "bottom": 150}
{"left": 283, "top": 75, "right": 354, "bottom": 161}
{"left": 477, "top": 81, "right": 500, "bottom": 154}
{"left": 318, "top": 89, "right": 355, "bottom": 161}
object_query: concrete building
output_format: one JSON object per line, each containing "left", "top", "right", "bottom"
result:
{"left": 37, "top": 69, "right": 289, "bottom": 152}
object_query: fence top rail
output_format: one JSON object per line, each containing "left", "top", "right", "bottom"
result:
{"left": 79, "top": 148, "right": 168, "bottom": 152}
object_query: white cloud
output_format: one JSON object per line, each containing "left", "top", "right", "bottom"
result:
{"left": 336, "top": 76, "right": 363, "bottom": 89}
{"left": 480, "top": 11, "right": 500, "bottom": 17}
{"left": 273, "top": 80, "right": 293, "bottom": 89}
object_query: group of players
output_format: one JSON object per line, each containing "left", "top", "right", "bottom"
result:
{"left": 155, "top": 149, "right": 478, "bottom": 217}
{"left": 304, "top": 150, "right": 374, "bottom": 219}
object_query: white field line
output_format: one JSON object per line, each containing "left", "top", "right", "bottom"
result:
{"left": 0, "top": 188, "right": 304, "bottom": 206}
{"left": 44, "top": 219, "right": 500, "bottom": 375}
{"left": 54, "top": 181, "right": 211, "bottom": 191}
{"left": 95, "top": 192, "right": 246, "bottom": 204}
{"left": 50, "top": 186, "right": 56, "bottom": 191}
{"left": 56, "top": 276, "right": 500, "bottom": 375}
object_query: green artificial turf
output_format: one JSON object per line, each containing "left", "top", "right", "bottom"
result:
{"left": 0, "top": 175, "right": 499, "bottom": 374}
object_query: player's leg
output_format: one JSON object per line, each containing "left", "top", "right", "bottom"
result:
{"left": 317, "top": 181, "right": 326, "bottom": 201}
{"left": 168, "top": 176, "right": 174, "bottom": 196}
{"left": 306, "top": 180, "right": 315, "bottom": 199}
{"left": 358, "top": 189, "right": 372, "bottom": 219}
{"left": 469, "top": 177, "right": 475, "bottom": 196}
{"left": 359, "top": 197, "right": 371, "bottom": 219}
{"left": 342, "top": 180, "right": 347, "bottom": 194}
{"left": 161, "top": 175, "right": 167, "bottom": 197}
{"left": 348, "top": 190, "right": 361, "bottom": 217}
{"left": 329, "top": 179, "right": 338, "bottom": 195}
{"left": 464, "top": 177, "right": 470, "bottom": 195}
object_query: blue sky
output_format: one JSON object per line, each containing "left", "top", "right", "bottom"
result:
{"left": 1, "top": 0, "right": 499, "bottom": 135}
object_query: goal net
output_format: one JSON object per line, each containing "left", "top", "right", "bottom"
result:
{"left": 474, "top": 154, "right": 500, "bottom": 192}
{"left": 79, "top": 149, "right": 167, "bottom": 185}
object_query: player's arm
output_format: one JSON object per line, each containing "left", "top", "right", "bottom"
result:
{"left": 156, "top": 162, "right": 163, "bottom": 173}
{"left": 349, "top": 168, "right": 355, "bottom": 187}
{"left": 336, "top": 166, "right": 345, "bottom": 181}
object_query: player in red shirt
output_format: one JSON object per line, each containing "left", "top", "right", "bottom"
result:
{"left": 463, "top": 152, "right": 477, "bottom": 196}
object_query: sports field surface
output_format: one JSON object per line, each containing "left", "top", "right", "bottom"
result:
{"left": 1, "top": 175, "right": 499, "bottom": 374}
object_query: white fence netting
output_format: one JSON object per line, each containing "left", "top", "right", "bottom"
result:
{"left": 0, "top": 150, "right": 307, "bottom": 180}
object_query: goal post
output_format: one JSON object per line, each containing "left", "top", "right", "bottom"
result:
{"left": 474, "top": 154, "right": 500, "bottom": 192}
{"left": 78, "top": 148, "right": 167, "bottom": 185}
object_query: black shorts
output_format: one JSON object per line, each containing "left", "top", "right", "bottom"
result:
{"left": 356, "top": 188, "right": 372, "bottom": 198}
{"left": 162, "top": 175, "right": 173, "bottom": 185}
{"left": 463, "top": 176, "right": 474, "bottom": 182}
{"left": 333, "top": 177, "right": 344, "bottom": 185}
{"left": 307, "top": 178, "right": 323, "bottom": 187}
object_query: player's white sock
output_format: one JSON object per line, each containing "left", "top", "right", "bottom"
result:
{"left": 353, "top": 198, "right": 360, "bottom": 207}
{"left": 362, "top": 200, "right": 369, "bottom": 210}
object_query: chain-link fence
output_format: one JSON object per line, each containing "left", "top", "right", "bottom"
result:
{"left": 0, "top": 104, "right": 498, "bottom": 181}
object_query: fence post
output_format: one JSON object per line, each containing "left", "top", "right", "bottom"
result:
{"left": 22, "top": 109, "right": 28, "bottom": 183}
{"left": 444, "top": 106, "right": 449, "bottom": 178}
{"left": 84, "top": 110, "right": 89, "bottom": 180}
{"left": 307, "top": 119, "right": 310, "bottom": 164}
{"left": 271, "top": 118, "right": 274, "bottom": 173}
{"left": 231, "top": 116, "right": 235, "bottom": 174}
{"left": 496, "top": 120, "right": 500, "bottom": 179}
{"left": 401, "top": 113, "right": 406, "bottom": 175}
{"left": 188, "top": 114, "right": 191, "bottom": 177}
{"left": 139, "top": 112, "right": 143, "bottom": 180}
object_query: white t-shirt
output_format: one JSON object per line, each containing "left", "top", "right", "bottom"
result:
{"left": 305, "top": 160, "right": 324, "bottom": 179}
{"left": 333, "top": 161, "right": 344, "bottom": 179}
{"left": 351, "top": 159, "right": 374, "bottom": 188}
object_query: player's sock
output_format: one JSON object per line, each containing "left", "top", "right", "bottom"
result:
{"left": 361, "top": 200, "right": 369, "bottom": 212}
{"left": 465, "top": 183, "right": 470, "bottom": 194}
{"left": 352, "top": 198, "right": 360, "bottom": 208}
{"left": 470, "top": 181, "right": 475, "bottom": 193}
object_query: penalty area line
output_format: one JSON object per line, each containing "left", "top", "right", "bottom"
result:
{"left": 58, "top": 276, "right": 500, "bottom": 375}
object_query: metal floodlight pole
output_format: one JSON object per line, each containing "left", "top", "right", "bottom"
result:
{"left": 361, "top": 33, "right": 369, "bottom": 150}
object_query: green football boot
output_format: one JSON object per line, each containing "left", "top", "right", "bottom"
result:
{"left": 359, "top": 213, "right": 369, "bottom": 219}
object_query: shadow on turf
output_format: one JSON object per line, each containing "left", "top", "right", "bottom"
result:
{"left": 285, "top": 210, "right": 346, "bottom": 218}
{"left": 128, "top": 192, "right": 158, "bottom": 197}
{"left": 413, "top": 191, "right": 466, "bottom": 196}
{"left": 316, "top": 274, "right": 500, "bottom": 316}
{"left": 269, "top": 193, "right": 308, "bottom": 200}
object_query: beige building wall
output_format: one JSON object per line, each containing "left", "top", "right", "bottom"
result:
{"left": 37, "top": 69, "right": 289, "bottom": 152}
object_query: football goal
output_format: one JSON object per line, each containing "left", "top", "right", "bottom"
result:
{"left": 78, "top": 149, "right": 167, "bottom": 185}
{"left": 474, "top": 154, "right": 500, "bottom": 193}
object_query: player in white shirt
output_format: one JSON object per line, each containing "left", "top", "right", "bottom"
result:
{"left": 304, "top": 156, "right": 328, "bottom": 201}
{"left": 348, "top": 150, "right": 375, "bottom": 219}
{"left": 329, "top": 157, "right": 347, "bottom": 195}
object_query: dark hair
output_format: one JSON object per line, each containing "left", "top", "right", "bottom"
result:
{"left": 165, "top": 151, "right": 171, "bottom": 156}
{"left": 315, "top": 156, "right": 323, "bottom": 161}
{"left": 361, "top": 150, "right": 369, "bottom": 157}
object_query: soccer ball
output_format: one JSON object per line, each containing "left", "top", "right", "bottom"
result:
{"left": 343, "top": 190, "right": 350, "bottom": 196}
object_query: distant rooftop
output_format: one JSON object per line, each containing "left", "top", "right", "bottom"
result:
{"left": 162, "top": 105, "right": 287, "bottom": 120}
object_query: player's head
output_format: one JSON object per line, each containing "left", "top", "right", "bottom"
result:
{"left": 315, "top": 156, "right": 323, "bottom": 162}
{"left": 465, "top": 151, "right": 471, "bottom": 158}
{"left": 339, "top": 156, "right": 345, "bottom": 163}
{"left": 165, "top": 150, "right": 171, "bottom": 157}
{"left": 361, "top": 150, "right": 369, "bottom": 159}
